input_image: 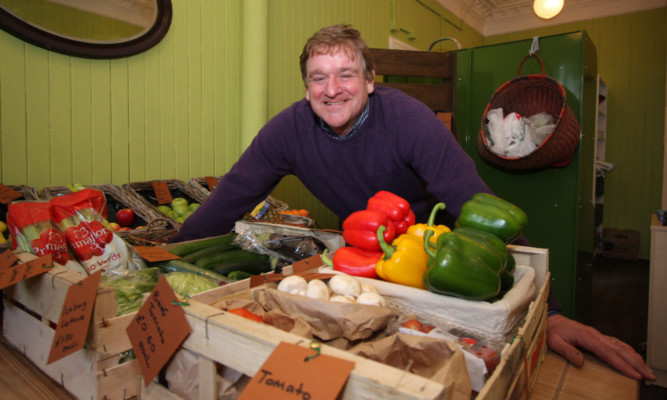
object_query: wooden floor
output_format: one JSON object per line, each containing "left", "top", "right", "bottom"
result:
{"left": 575, "top": 254, "right": 667, "bottom": 400}
{"left": 0, "top": 338, "right": 74, "bottom": 400}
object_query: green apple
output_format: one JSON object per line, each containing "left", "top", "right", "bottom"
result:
{"left": 171, "top": 197, "right": 188, "bottom": 209}
{"left": 189, "top": 202, "right": 201, "bottom": 211}
{"left": 172, "top": 204, "right": 190, "bottom": 217}
{"left": 157, "top": 205, "right": 172, "bottom": 215}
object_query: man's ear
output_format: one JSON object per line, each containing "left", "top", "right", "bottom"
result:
{"left": 367, "top": 70, "right": 376, "bottom": 93}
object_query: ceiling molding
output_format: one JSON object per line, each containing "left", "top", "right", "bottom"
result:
{"left": 436, "top": 0, "right": 667, "bottom": 36}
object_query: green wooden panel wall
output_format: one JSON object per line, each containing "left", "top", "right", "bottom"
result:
{"left": 0, "top": 0, "right": 243, "bottom": 189}
{"left": 483, "top": 9, "right": 666, "bottom": 259}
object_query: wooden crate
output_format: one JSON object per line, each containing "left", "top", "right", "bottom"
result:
{"left": 2, "top": 260, "right": 143, "bottom": 400}
{"left": 143, "top": 245, "right": 550, "bottom": 400}
{"left": 2, "top": 246, "right": 549, "bottom": 400}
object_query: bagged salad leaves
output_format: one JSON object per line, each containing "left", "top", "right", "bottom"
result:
{"left": 101, "top": 267, "right": 160, "bottom": 316}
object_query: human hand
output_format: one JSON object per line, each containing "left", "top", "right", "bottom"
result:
{"left": 546, "top": 313, "right": 656, "bottom": 381}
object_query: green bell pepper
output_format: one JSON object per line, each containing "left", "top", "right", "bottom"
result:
{"left": 423, "top": 226, "right": 508, "bottom": 301}
{"left": 456, "top": 193, "right": 528, "bottom": 243}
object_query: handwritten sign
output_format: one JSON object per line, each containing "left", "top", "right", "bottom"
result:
{"left": 292, "top": 255, "right": 326, "bottom": 274}
{"left": 0, "top": 249, "right": 19, "bottom": 270}
{"left": 0, "top": 252, "right": 52, "bottom": 290}
{"left": 133, "top": 246, "right": 180, "bottom": 262}
{"left": 151, "top": 181, "right": 173, "bottom": 205}
{"left": 126, "top": 276, "right": 191, "bottom": 386}
{"left": 239, "top": 341, "right": 354, "bottom": 400}
{"left": 205, "top": 176, "right": 218, "bottom": 192}
{"left": 0, "top": 183, "right": 22, "bottom": 204}
{"left": 47, "top": 270, "right": 101, "bottom": 364}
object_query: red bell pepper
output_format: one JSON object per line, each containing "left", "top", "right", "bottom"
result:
{"left": 329, "top": 246, "right": 382, "bottom": 279}
{"left": 367, "top": 191, "right": 416, "bottom": 235}
{"left": 342, "top": 209, "right": 396, "bottom": 251}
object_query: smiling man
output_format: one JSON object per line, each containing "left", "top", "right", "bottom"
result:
{"left": 170, "top": 25, "right": 655, "bottom": 383}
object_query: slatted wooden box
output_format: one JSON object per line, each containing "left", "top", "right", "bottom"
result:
{"left": 142, "top": 245, "right": 550, "bottom": 400}
{"left": 2, "top": 254, "right": 143, "bottom": 400}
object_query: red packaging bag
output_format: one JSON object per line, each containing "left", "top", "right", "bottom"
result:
{"left": 50, "top": 188, "right": 139, "bottom": 275}
{"left": 6, "top": 200, "right": 73, "bottom": 265}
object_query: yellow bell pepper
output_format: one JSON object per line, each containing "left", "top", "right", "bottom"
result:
{"left": 375, "top": 226, "right": 429, "bottom": 289}
{"left": 406, "top": 203, "right": 451, "bottom": 244}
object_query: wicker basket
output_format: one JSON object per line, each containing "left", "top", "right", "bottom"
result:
{"left": 478, "top": 54, "right": 581, "bottom": 171}
{"left": 188, "top": 176, "right": 289, "bottom": 211}
{"left": 1, "top": 185, "right": 41, "bottom": 249}
{"left": 123, "top": 179, "right": 207, "bottom": 228}
{"left": 40, "top": 184, "right": 175, "bottom": 243}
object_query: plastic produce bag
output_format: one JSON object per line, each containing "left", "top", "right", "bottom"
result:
{"left": 165, "top": 271, "right": 219, "bottom": 297}
{"left": 50, "top": 188, "right": 145, "bottom": 275}
{"left": 486, "top": 108, "right": 556, "bottom": 158}
{"left": 101, "top": 267, "right": 159, "bottom": 315}
{"left": 233, "top": 227, "right": 328, "bottom": 269}
{"left": 6, "top": 200, "right": 75, "bottom": 266}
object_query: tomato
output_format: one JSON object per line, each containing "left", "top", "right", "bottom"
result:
{"left": 402, "top": 319, "right": 425, "bottom": 332}
{"left": 228, "top": 308, "right": 264, "bottom": 323}
{"left": 473, "top": 345, "right": 500, "bottom": 372}
{"left": 422, "top": 325, "right": 435, "bottom": 333}
{"left": 116, "top": 208, "right": 135, "bottom": 227}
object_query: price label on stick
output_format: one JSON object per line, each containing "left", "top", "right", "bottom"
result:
{"left": 0, "top": 252, "right": 53, "bottom": 290}
{"left": 126, "top": 276, "right": 191, "bottom": 386}
{"left": 134, "top": 246, "right": 180, "bottom": 262}
{"left": 239, "top": 342, "right": 354, "bottom": 400}
{"left": 205, "top": 176, "right": 218, "bottom": 192}
{"left": 152, "top": 181, "right": 173, "bottom": 204}
{"left": 48, "top": 270, "right": 101, "bottom": 364}
{"left": 0, "top": 182, "right": 22, "bottom": 204}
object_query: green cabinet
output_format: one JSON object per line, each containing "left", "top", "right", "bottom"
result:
{"left": 455, "top": 31, "right": 598, "bottom": 317}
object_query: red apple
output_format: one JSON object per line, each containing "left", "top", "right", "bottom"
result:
{"left": 116, "top": 208, "right": 135, "bottom": 227}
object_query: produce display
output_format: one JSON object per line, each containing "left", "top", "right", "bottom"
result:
{"left": 276, "top": 273, "right": 386, "bottom": 307}
{"left": 334, "top": 191, "right": 527, "bottom": 302}
{"left": 156, "top": 197, "right": 201, "bottom": 223}
{"left": 0, "top": 220, "right": 7, "bottom": 244}
{"left": 164, "top": 233, "right": 272, "bottom": 282}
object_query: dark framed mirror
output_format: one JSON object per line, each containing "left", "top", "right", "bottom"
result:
{"left": 0, "top": 0, "right": 172, "bottom": 59}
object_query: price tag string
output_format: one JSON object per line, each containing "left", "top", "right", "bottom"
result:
{"left": 305, "top": 341, "right": 321, "bottom": 362}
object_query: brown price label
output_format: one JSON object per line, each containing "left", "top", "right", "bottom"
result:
{"left": 205, "top": 176, "right": 218, "bottom": 192}
{"left": 134, "top": 246, "right": 180, "bottom": 262}
{"left": 152, "top": 181, "right": 173, "bottom": 205}
{"left": 0, "top": 183, "right": 23, "bottom": 204}
{"left": 238, "top": 341, "right": 354, "bottom": 400}
{"left": 127, "top": 277, "right": 191, "bottom": 386}
{"left": 48, "top": 270, "right": 101, "bottom": 364}
{"left": 0, "top": 253, "right": 53, "bottom": 290}
{"left": 0, "top": 249, "right": 19, "bottom": 270}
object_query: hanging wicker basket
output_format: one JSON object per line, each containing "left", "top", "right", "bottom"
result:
{"left": 478, "top": 54, "right": 581, "bottom": 171}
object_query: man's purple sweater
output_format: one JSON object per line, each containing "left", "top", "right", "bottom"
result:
{"left": 172, "top": 86, "right": 492, "bottom": 242}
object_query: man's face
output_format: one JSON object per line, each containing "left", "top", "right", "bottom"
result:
{"left": 305, "top": 47, "right": 375, "bottom": 137}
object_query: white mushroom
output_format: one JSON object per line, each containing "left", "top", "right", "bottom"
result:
{"left": 361, "top": 282, "right": 379, "bottom": 294}
{"left": 277, "top": 275, "right": 308, "bottom": 296}
{"left": 328, "top": 274, "right": 362, "bottom": 298}
{"left": 356, "top": 292, "right": 386, "bottom": 307}
{"left": 305, "top": 279, "right": 330, "bottom": 301}
{"left": 329, "top": 294, "right": 355, "bottom": 304}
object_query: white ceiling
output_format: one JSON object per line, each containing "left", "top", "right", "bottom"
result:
{"left": 436, "top": 0, "right": 666, "bottom": 36}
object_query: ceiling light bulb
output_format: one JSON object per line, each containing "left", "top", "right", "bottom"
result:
{"left": 533, "top": 0, "right": 564, "bottom": 20}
